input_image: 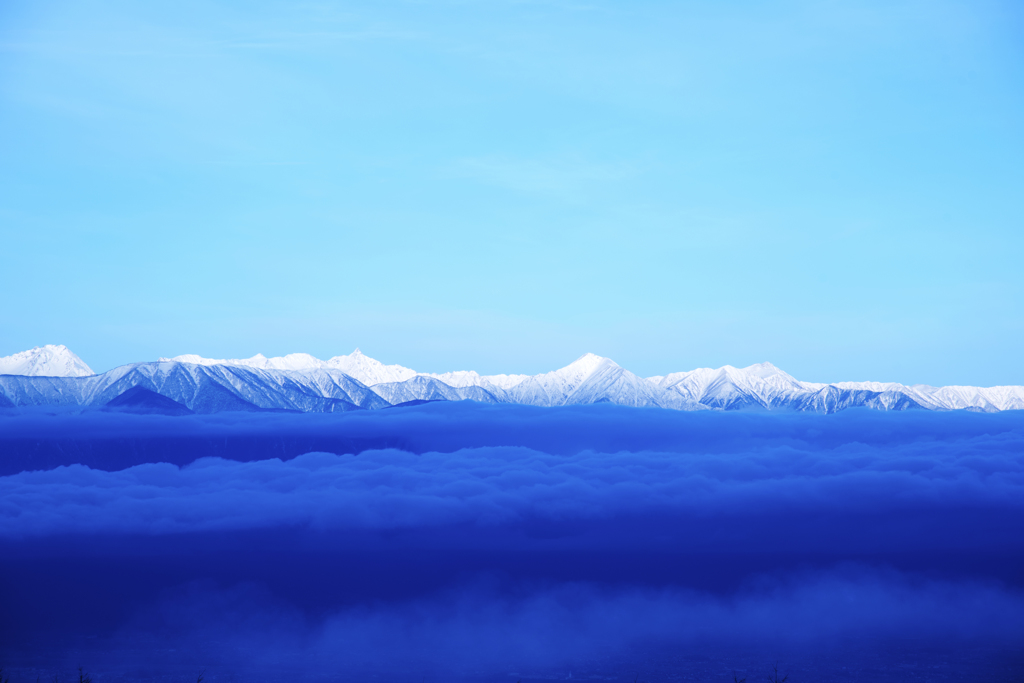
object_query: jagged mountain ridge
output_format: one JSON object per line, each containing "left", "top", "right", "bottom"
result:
{"left": 0, "top": 362, "right": 389, "bottom": 414}
{"left": 1, "top": 348, "right": 1022, "bottom": 414}
{"left": 159, "top": 349, "right": 526, "bottom": 389}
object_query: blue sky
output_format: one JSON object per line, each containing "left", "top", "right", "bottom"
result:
{"left": 1, "top": 0, "right": 1022, "bottom": 384}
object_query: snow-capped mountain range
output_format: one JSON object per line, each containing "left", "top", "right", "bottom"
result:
{"left": 1, "top": 346, "right": 1022, "bottom": 414}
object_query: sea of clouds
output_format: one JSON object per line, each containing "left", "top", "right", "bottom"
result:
{"left": 2, "top": 404, "right": 1023, "bottom": 681}
{"left": 2, "top": 437, "right": 1023, "bottom": 536}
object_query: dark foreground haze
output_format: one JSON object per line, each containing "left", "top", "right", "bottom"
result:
{"left": 2, "top": 403, "right": 1022, "bottom": 681}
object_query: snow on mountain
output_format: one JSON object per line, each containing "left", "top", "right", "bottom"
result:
{"left": 324, "top": 349, "right": 418, "bottom": 385}
{"left": 159, "top": 348, "right": 529, "bottom": 391}
{"left": 160, "top": 349, "right": 419, "bottom": 385}
{"left": 421, "top": 370, "right": 531, "bottom": 391}
{"left": 0, "top": 345, "right": 94, "bottom": 377}
{"left": 0, "top": 361, "right": 390, "bottom": 413}
{"left": 506, "top": 353, "right": 706, "bottom": 410}
{"left": 649, "top": 362, "right": 820, "bottom": 411}
{"left": 505, "top": 352, "right": 610, "bottom": 407}
{"left": 160, "top": 352, "right": 327, "bottom": 372}
{"left": 2, "top": 346, "right": 1022, "bottom": 414}
{"left": 832, "top": 381, "right": 1024, "bottom": 412}
{"left": 368, "top": 376, "right": 502, "bottom": 406}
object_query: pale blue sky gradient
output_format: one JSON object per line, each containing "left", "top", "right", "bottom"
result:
{"left": 2, "top": 0, "right": 1022, "bottom": 384}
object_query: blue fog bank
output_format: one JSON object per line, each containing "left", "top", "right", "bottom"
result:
{"left": 1, "top": 404, "right": 1023, "bottom": 681}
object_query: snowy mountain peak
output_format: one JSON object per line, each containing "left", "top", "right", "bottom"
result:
{"left": 531, "top": 353, "right": 616, "bottom": 390}
{"left": 564, "top": 352, "right": 616, "bottom": 375}
{"left": 575, "top": 352, "right": 614, "bottom": 364}
{"left": 739, "top": 361, "right": 795, "bottom": 380}
{"left": 0, "top": 345, "right": 94, "bottom": 377}
{"left": 324, "top": 350, "right": 417, "bottom": 386}
{"left": 164, "top": 354, "right": 217, "bottom": 365}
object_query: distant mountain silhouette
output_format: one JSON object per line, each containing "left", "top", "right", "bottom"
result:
{"left": 103, "top": 386, "right": 194, "bottom": 416}
{"left": 385, "top": 399, "right": 448, "bottom": 409}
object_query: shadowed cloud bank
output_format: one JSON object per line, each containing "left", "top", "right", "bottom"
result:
{"left": 3, "top": 400, "right": 1024, "bottom": 473}
{"left": 3, "top": 438, "right": 1024, "bottom": 536}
